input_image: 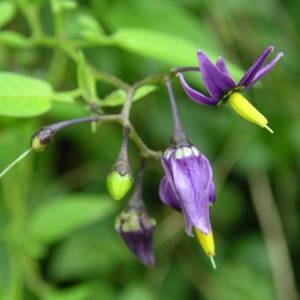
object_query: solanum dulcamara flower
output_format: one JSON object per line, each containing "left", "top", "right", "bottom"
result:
{"left": 178, "top": 46, "right": 283, "bottom": 133}
{"left": 159, "top": 143, "right": 215, "bottom": 236}
{"left": 159, "top": 80, "right": 216, "bottom": 267}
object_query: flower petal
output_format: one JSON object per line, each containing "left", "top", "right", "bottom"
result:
{"left": 238, "top": 46, "right": 274, "bottom": 88}
{"left": 159, "top": 176, "right": 182, "bottom": 211}
{"left": 177, "top": 73, "right": 218, "bottom": 106}
{"left": 216, "top": 56, "right": 231, "bottom": 77}
{"left": 170, "top": 152, "right": 212, "bottom": 235}
{"left": 197, "top": 50, "right": 235, "bottom": 99}
{"left": 245, "top": 52, "right": 284, "bottom": 89}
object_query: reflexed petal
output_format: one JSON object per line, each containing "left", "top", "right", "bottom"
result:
{"left": 216, "top": 57, "right": 232, "bottom": 77}
{"left": 238, "top": 46, "right": 274, "bottom": 88}
{"left": 177, "top": 73, "right": 218, "bottom": 106}
{"left": 245, "top": 52, "right": 284, "bottom": 89}
{"left": 159, "top": 176, "right": 182, "bottom": 211}
{"left": 170, "top": 152, "right": 212, "bottom": 235}
{"left": 197, "top": 51, "right": 235, "bottom": 99}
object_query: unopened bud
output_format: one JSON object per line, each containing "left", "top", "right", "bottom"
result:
{"left": 115, "top": 206, "right": 156, "bottom": 266}
{"left": 31, "top": 128, "right": 55, "bottom": 152}
{"left": 228, "top": 92, "right": 273, "bottom": 133}
{"left": 106, "top": 170, "right": 133, "bottom": 200}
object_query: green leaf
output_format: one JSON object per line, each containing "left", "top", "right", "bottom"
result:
{"left": 101, "top": 85, "right": 157, "bottom": 107}
{"left": 62, "top": 9, "right": 105, "bottom": 42}
{"left": 0, "top": 31, "right": 31, "bottom": 48}
{"left": 111, "top": 28, "right": 242, "bottom": 80}
{"left": 77, "top": 52, "right": 97, "bottom": 102}
{"left": 48, "top": 227, "right": 130, "bottom": 280}
{"left": 101, "top": 0, "right": 221, "bottom": 53}
{"left": 44, "top": 284, "right": 92, "bottom": 300}
{"left": 27, "top": 194, "right": 116, "bottom": 244}
{"left": 0, "top": 1, "right": 16, "bottom": 28}
{"left": 0, "top": 72, "right": 53, "bottom": 117}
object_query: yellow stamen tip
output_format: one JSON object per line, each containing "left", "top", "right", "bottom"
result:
{"left": 228, "top": 92, "right": 270, "bottom": 130}
{"left": 194, "top": 229, "right": 215, "bottom": 256}
{"left": 209, "top": 255, "right": 217, "bottom": 270}
{"left": 265, "top": 124, "right": 274, "bottom": 134}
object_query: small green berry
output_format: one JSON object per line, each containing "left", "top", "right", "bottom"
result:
{"left": 106, "top": 170, "right": 133, "bottom": 200}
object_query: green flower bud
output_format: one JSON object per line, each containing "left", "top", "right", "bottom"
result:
{"left": 106, "top": 170, "right": 133, "bottom": 200}
{"left": 31, "top": 128, "right": 54, "bottom": 152}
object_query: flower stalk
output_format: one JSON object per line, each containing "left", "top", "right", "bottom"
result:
{"left": 115, "top": 159, "right": 156, "bottom": 266}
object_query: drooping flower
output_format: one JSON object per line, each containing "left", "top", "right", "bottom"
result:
{"left": 159, "top": 143, "right": 215, "bottom": 236}
{"left": 178, "top": 46, "right": 284, "bottom": 133}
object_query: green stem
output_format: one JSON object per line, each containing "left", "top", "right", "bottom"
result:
{"left": 18, "top": 2, "right": 43, "bottom": 40}
{"left": 47, "top": 48, "right": 68, "bottom": 87}
{"left": 49, "top": 0, "right": 62, "bottom": 39}
{"left": 121, "top": 88, "right": 134, "bottom": 127}
{"left": 127, "top": 123, "right": 161, "bottom": 159}
{"left": 92, "top": 68, "right": 130, "bottom": 91}
{"left": 52, "top": 89, "right": 81, "bottom": 102}
{"left": 248, "top": 171, "right": 298, "bottom": 300}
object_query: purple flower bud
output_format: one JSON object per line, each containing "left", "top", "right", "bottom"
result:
{"left": 160, "top": 144, "right": 215, "bottom": 236}
{"left": 115, "top": 205, "right": 156, "bottom": 266}
{"left": 115, "top": 158, "right": 156, "bottom": 266}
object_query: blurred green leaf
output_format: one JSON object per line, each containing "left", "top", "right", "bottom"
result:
{"left": 0, "top": 72, "right": 53, "bottom": 117}
{"left": 44, "top": 284, "right": 92, "bottom": 300}
{"left": 206, "top": 263, "right": 276, "bottom": 300}
{"left": 101, "top": 85, "right": 157, "bottom": 107}
{"left": 111, "top": 28, "right": 242, "bottom": 79}
{"left": 101, "top": 0, "right": 220, "bottom": 53}
{"left": 77, "top": 52, "right": 97, "bottom": 102}
{"left": 0, "top": 242, "right": 11, "bottom": 298}
{"left": 0, "top": 31, "right": 31, "bottom": 48}
{"left": 49, "top": 226, "right": 130, "bottom": 280}
{"left": 62, "top": 9, "right": 105, "bottom": 42}
{"left": 111, "top": 28, "right": 200, "bottom": 66}
{"left": 0, "top": 1, "right": 16, "bottom": 28}
{"left": 118, "top": 284, "right": 157, "bottom": 300}
{"left": 28, "top": 194, "right": 116, "bottom": 243}
{"left": 50, "top": 0, "right": 78, "bottom": 13}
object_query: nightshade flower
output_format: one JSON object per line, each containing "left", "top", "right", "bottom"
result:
{"left": 178, "top": 46, "right": 284, "bottom": 133}
{"left": 160, "top": 80, "right": 217, "bottom": 267}
{"left": 159, "top": 143, "right": 215, "bottom": 236}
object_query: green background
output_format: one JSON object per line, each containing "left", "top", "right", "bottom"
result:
{"left": 0, "top": 0, "right": 299, "bottom": 299}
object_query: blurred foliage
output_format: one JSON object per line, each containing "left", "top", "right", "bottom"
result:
{"left": 0, "top": 0, "right": 299, "bottom": 299}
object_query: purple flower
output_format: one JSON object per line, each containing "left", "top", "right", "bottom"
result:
{"left": 178, "top": 46, "right": 283, "bottom": 132}
{"left": 159, "top": 144, "right": 215, "bottom": 236}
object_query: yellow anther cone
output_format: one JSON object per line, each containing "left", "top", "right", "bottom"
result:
{"left": 195, "top": 228, "right": 216, "bottom": 269}
{"left": 228, "top": 92, "right": 273, "bottom": 133}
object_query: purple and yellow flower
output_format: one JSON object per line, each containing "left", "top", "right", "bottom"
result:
{"left": 159, "top": 143, "right": 215, "bottom": 236}
{"left": 178, "top": 46, "right": 283, "bottom": 133}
